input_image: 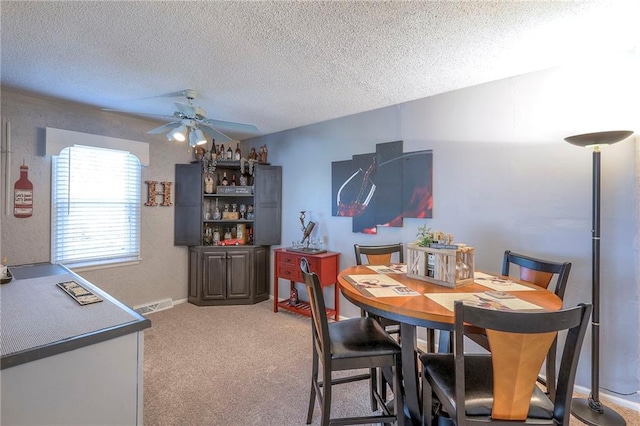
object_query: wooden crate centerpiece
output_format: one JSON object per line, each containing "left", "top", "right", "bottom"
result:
{"left": 407, "top": 242, "right": 475, "bottom": 288}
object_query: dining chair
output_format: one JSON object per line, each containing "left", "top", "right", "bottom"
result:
{"left": 353, "top": 243, "right": 404, "bottom": 335}
{"left": 354, "top": 243, "right": 405, "bottom": 403}
{"left": 300, "top": 258, "right": 404, "bottom": 426}
{"left": 420, "top": 301, "right": 591, "bottom": 426}
{"left": 502, "top": 250, "right": 572, "bottom": 399}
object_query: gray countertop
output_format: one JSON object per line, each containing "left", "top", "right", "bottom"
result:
{"left": 0, "top": 263, "right": 151, "bottom": 369}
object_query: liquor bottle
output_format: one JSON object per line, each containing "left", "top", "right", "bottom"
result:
{"left": 226, "top": 145, "right": 233, "bottom": 160}
{"left": 231, "top": 174, "right": 237, "bottom": 186}
{"left": 218, "top": 144, "right": 225, "bottom": 158}
{"left": 234, "top": 143, "right": 241, "bottom": 161}
{"left": 14, "top": 160, "right": 33, "bottom": 218}
{"left": 221, "top": 172, "right": 229, "bottom": 186}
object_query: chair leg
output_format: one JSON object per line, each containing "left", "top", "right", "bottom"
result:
{"left": 321, "top": 366, "right": 332, "bottom": 426}
{"left": 370, "top": 367, "right": 378, "bottom": 411}
{"left": 306, "top": 349, "right": 319, "bottom": 424}
{"left": 421, "top": 376, "right": 433, "bottom": 426}
{"left": 394, "top": 357, "right": 405, "bottom": 426}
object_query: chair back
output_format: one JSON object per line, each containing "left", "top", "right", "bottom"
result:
{"left": 300, "top": 258, "right": 331, "bottom": 361}
{"left": 354, "top": 243, "right": 404, "bottom": 265}
{"left": 452, "top": 301, "right": 591, "bottom": 423}
{"left": 502, "top": 250, "right": 572, "bottom": 299}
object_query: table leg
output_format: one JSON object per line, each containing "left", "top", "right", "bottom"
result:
{"left": 273, "top": 272, "right": 279, "bottom": 313}
{"left": 334, "top": 283, "right": 340, "bottom": 321}
{"left": 400, "top": 322, "right": 421, "bottom": 426}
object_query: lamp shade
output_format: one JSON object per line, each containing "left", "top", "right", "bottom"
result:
{"left": 564, "top": 130, "right": 633, "bottom": 147}
{"left": 191, "top": 128, "right": 207, "bottom": 146}
{"left": 169, "top": 125, "right": 188, "bottom": 142}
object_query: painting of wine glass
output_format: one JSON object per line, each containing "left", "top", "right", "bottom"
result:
{"left": 331, "top": 140, "right": 432, "bottom": 234}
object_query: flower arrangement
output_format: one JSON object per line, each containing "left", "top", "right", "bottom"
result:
{"left": 416, "top": 225, "right": 434, "bottom": 247}
{"left": 416, "top": 225, "right": 453, "bottom": 247}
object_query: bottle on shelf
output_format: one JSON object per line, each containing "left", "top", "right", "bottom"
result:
{"left": 289, "top": 288, "right": 299, "bottom": 306}
{"left": 224, "top": 228, "right": 232, "bottom": 240}
{"left": 221, "top": 172, "right": 229, "bottom": 186}
{"left": 226, "top": 145, "right": 233, "bottom": 160}
{"left": 213, "top": 199, "right": 222, "bottom": 220}
{"left": 204, "top": 174, "right": 214, "bottom": 194}
{"left": 203, "top": 226, "right": 213, "bottom": 245}
{"left": 213, "top": 227, "right": 221, "bottom": 244}
{"left": 218, "top": 144, "right": 225, "bottom": 158}
{"left": 14, "top": 160, "right": 33, "bottom": 218}
{"left": 234, "top": 143, "right": 241, "bottom": 161}
{"left": 231, "top": 174, "right": 237, "bottom": 186}
{"left": 239, "top": 172, "right": 248, "bottom": 186}
{"left": 216, "top": 173, "right": 221, "bottom": 187}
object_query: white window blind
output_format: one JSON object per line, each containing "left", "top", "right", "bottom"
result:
{"left": 52, "top": 145, "right": 141, "bottom": 267}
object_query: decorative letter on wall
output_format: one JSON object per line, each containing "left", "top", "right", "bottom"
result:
{"left": 145, "top": 181, "right": 173, "bottom": 206}
{"left": 331, "top": 141, "right": 432, "bottom": 234}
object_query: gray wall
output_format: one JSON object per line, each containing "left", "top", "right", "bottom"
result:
{"left": 1, "top": 88, "right": 192, "bottom": 307}
{"left": 246, "top": 51, "right": 639, "bottom": 404}
{"left": 1, "top": 50, "right": 638, "bottom": 405}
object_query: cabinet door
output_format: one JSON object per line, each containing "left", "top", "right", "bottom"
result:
{"left": 227, "top": 250, "right": 250, "bottom": 299}
{"left": 253, "top": 246, "right": 269, "bottom": 300}
{"left": 254, "top": 165, "right": 282, "bottom": 245}
{"left": 203, "top": 251, "right": 226, "bottom": 300}
{"left": 175, "top": 163, "right": 202, "bottom": 246}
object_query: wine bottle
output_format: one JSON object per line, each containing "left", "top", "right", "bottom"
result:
{"left": 226, "top": 145, "right": 233, "bottom": 160}
{"left": 216, "top": 173, "right": 221, "bottom": 187}
{"left": 14, "top": 161, "right": 33, "bottom": 218}
{"left": 231, "top": 174, "right": 237, "bottom": 186}
{"left": 219, "top": 144, "right": 225, "bottom": 158}
{"left": 234, "top": 143, "right": 241, "bottom": 161}
{"left": 221, "top": 172, "right": 229, "bottom": 186}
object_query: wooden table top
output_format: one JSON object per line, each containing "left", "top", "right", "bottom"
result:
{"left": 338, "top": 265, "right": 563, "bottom": 329}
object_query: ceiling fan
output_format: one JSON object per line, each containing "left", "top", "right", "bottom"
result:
{"left": 109, "top": 89, "right": 258, "bottom": 147}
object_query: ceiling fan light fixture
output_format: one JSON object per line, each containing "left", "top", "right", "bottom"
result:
{"left": 169, "top": 125, "right": 187, "bottom": 142}
{"left": 195, "top": 129, "right": 207, "bottom": 146}
{"left": 189, "top": 128, "right": 207, "bottom": 147}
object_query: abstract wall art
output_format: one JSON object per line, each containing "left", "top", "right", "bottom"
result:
{"left": 331, "top": 140, "right": 433, "bottom": 234}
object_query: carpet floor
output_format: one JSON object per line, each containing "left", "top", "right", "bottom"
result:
{"left": 143, "top": 301, "right": 639, "bottom": 425}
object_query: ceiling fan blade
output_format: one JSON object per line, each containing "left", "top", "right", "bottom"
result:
{"left": 200, "top": 118, "right": 259, "bottom": 134}
{"left": 174, "top": 102, "right": 196, "bottom": 118}
{"left": 134, "top": 89, "right": 198, "bottom": 100}
{"left": 199, "top": 124, "right": 232, "bottom": 143}
{"left": 147, "top": 121, "right": 182, "bottom": 134}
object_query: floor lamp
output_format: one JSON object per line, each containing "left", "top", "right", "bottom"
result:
{"left": 564, "top": 130, "right": 633, "bottom": 426}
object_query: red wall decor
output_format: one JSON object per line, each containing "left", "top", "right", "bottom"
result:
{"left": 331, "top": 141, "right": 433, "bottom": 234}
{"left": 14, "top": 160, "right": 33, "bottom": 218}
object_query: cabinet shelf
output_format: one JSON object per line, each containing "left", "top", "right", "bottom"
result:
{"left": 276, "top": 299, "right": 337, "bottom": 321}
{"left": 204, "top": 219, "right": 254, "bottom": 224}
{"left": 204, "top": 193, "right": 253, "bottom": 198}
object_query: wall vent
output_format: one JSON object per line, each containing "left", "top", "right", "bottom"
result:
{"left": 134, "top": 298, "right": 173, "bottom": 315}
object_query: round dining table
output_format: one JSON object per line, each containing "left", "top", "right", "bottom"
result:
{"left": 337, "top": 265, "right": 563, "bottom": 426}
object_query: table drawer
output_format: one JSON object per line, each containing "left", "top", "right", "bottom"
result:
{"left": 277, "top": 263, "right": 302, "bottom": 282}
{"left": 277, "top": 252, "right": 319, "bottom": 270}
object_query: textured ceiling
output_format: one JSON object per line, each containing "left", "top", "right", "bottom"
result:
{"left": 1, "top": 1, "right": 638, "bottom": 140}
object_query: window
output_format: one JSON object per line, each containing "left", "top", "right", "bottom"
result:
{"left": 52, "top": 145, "right": 141, "bottom": 268}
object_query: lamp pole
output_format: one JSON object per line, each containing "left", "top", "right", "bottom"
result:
{"left": 564, "top": 130, "right": 632, "bottom": 426}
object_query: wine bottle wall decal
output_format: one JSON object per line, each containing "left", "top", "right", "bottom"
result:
{"left": 14, "top": 160, "right": 33, "bottom": 218}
